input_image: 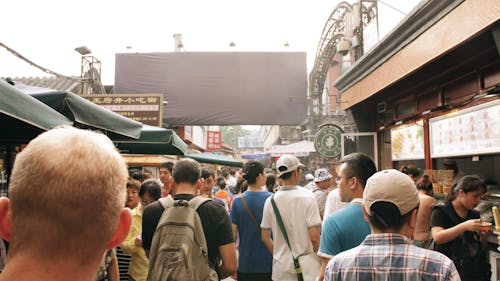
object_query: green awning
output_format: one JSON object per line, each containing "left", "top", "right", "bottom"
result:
{"left": 114, "top": 125, "right": 187, "bottom": 155}
{"left": 0, "top": 80, "right": 73, "bottom": 143}
{"left": 184, "top": 153, "right": 243, "bottom": 167}
{"left": 27, "top": 90, "right": 143, "bottom": 139}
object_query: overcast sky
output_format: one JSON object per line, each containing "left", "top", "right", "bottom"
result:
{"left": 1, "top": 0, "right": 420, "bottom": 85}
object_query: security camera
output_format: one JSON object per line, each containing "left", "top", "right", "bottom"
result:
{"left": 337, "top": 38, "right": 351, "bottom": 56}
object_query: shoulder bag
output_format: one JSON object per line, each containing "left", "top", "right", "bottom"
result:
{"left": 270, "top": 195, "right": 320, "bottom": 281}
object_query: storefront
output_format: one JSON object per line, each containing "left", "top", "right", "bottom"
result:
{"left": 334, "top": 0, "right": 499, "bottom": 276}
{"left": 334, "top": 0, "right": 499, "bottom": 179}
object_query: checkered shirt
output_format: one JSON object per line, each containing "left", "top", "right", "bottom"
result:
{"left": 325, "top": 233, "right": 461, "bottom": 281}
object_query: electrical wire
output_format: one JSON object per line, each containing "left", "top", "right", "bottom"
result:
{"left": 0, "top": 41, "right": 87, "bottom": 82}
{"left": 378, "top": 0, "right": 407, "bottom": 16}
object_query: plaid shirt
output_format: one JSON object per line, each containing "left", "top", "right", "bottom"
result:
{"left": 325, "top": 233, "right": 461, "bottom": 281}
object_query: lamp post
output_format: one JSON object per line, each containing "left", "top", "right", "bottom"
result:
{"left": 74, "top": 46, "right": 104, "bottom": 95}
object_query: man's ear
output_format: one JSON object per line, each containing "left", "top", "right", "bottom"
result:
{"left": 169, "top": 177, "right": 177, "bottom": 196}
{"left": 350, "top": 177, "right": 359, "bottom": 191}
{"left": 106, "top": 208, "right": 132, "bottom": 249}
{"left": 409, "top": 208, "right": 418, "bottom": 229}
{"left": 197, "top": 179, "right": 203, "bottom": 192}
{"left": 0, "top": 197, "right": 12, "bottom": 241}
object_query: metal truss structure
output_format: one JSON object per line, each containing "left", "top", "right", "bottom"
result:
{"left": 308, "top": 0, "right": 377, "bottom": 134}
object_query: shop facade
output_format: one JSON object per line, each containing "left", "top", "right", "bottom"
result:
{"left": 335, "top": 0, "right": 499, "bottom": 181}
{"left": 334, "top": 0, "right": 500, "bottom": 277}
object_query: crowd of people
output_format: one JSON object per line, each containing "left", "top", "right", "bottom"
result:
{"left": 0, "top": 126, "right": 494, "bottom": 281}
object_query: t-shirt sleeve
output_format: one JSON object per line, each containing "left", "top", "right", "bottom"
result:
{"left": 260, "top": 198, "right": 272, "bottom": 229}
{"left": 142, "top": 202, "right": 163, "bottom": 251}
{"left": 306, "top": 196, "right": 322, "bottom": 228}
{"left": 429, "top": 205, "right": 447, "bottom": 229}
{"left": 214, "top": 203, "right": 235, "bottom": 246}
{"left": 318, "top": 216, "right": 341, "bottom": 258}
{"left": 323, "top": 192, "right": 333, "bottom": 220}
{"left": 230, "top": 197, "right": 241, "bottom": 225}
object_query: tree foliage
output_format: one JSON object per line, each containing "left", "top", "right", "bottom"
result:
{"left": 220, "top": 126, "right": 252, "bottom": 147}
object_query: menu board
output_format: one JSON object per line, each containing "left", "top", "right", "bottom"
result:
{"left": 430, "top": 100, "right": 500, "bottom": 158}
{"left": 391, "top": 123, "right": 424, "bottom": 160}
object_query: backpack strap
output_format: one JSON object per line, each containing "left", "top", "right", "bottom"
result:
{"left": 188, "top": 196, "right": 211, "bottom": 210}
{"left": 158, "top": 196, "right": 174, "bottom": 210}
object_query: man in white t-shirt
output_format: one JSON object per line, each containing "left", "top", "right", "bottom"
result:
{"left": 323, "top": 188, "right": 349, "bottom": 222}
{"left": 261, "top": 154, "right": 322, "bottom": 281}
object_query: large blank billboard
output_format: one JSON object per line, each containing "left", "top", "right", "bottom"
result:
{"left": 114, "top": 52, "right": 307, "bottom": 126}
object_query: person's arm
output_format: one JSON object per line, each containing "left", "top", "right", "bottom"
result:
{"left": 318, "top": 257, "right": 331, "bottom": 281}
{"left": 308, "top": 226, "right": 321, "bottom": 252}
{"left": 120, "top": 217, "right": 139, "bottom": 254}
{"left": 432, "top": 219, "right": 481, "bottom": 244}
{"left": 261, "top": 228, "right": 274, "bottom": 254}
{"left": 108, "top": 255, "right": 120, "bottom": 281}
{"left": 231, "top": 224, "right": 239, "bottom": 244}
{"left": 217, "top": 242, "right": 237, "bottom": 278}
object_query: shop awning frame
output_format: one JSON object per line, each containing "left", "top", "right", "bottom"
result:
{"left": 184, "top": 153, "right": 243, "bottom": 167}
{"left": 113, "top": 125, "right": 187, "bottom": 156}
{"left": 14, "top": 83, "right": 143, "bottom": 139}
{"left": 0, "top": 80, "right": 73, "bottom": 143}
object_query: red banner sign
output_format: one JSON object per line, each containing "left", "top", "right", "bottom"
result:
{"left": 206, "top": 131, "right": 221, "bottom": 152}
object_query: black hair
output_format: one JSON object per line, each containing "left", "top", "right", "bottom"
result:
{"left": 236, "top": 177, "right": 248, "bottom": 193}
{"left": 216, "top": 176, "right": 225, "bottom": 184}
{"left": 279, "top": 170, "right": 294, "bottom": 180}
{"left": 266, "top": 173, "right": 277, "bottom": 192}
{"left": 159, "top": 161, "right": 174, "bottom": 172}
{"left": 339, "top": 152, "right": 377, "bottom": 188}
{"left": 201, "top": 167, "right": 215, "bottom": 180}
{"left": 126, "top": 179, "right": 140, "bottom": 191}
{"left": 172, "top": 158, "right": 201, "bottom": 184}
{"left": 445, "top": 175, "right": 486, "bottom": 202}
{"left": 242, "top": 161, "right": 264, "bottom": 185}
{"left": 129, "top": 169, "right": 143, "bottom": 181}
{"left": 400, "top": 164, "right": 421, "bottom": 178}
{"left": 416, "top": 175, "right": 433, "bottom": 196}
{"left": 218, "top": 180, "right": 227, "bottom": 190}
{"left": 139, "top": 179, "right": 162, "bottom": 201}
{"left": 368, "top": 201, "right": 417, "bottom": 230}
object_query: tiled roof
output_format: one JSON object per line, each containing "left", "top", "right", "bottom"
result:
{"left": 1, "top": 76, "right": 83, "bottom": 94}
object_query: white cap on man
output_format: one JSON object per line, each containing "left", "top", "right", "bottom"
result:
{"left": 363, "top": 169, "right": 420, "bottom": 216}
{"left": 276, "top": 154, "right": 304, "bottom": 178}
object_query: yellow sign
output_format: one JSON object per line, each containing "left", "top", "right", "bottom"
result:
{"left": 82, "top": 94, "right": 163, "bottom": 127}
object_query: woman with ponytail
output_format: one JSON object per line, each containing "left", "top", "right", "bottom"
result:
{"left": 430, "top": 175, "right": 490, "bottom": 281}
{"left": 230, "top": 161, "right": 273, "bottom": 281}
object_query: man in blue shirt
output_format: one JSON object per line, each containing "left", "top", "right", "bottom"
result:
{"left": 318, "top": 153, "right": 377, "bottom": 281}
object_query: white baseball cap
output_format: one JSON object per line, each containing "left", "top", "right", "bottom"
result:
{"left": 276, "top": 154, "right": 304, "bottom": 177}
{"left": 363, "top": 169, "right": 419, "bottom": 216}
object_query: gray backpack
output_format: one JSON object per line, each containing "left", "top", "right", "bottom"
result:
{"left": 147, "top": 196, "right": 218, "bottom": 281}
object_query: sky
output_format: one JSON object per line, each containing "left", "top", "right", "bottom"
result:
{"left": 1, "top": 0, "right": 420, "bottom": 85}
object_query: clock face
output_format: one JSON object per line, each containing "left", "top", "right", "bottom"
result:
{"left": 314, "top": 126, "right": 342, "bottom": 157}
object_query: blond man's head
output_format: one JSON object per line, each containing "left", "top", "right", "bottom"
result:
{"left": 4, "top": 126, "right": 129, "bottom": 262}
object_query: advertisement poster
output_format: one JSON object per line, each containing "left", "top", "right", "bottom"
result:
{"left": 391, "top": 123, "right": 424, "bottom": 161}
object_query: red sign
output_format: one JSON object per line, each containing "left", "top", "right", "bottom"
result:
{"left": 206, "top": 131, "right": 221, "bottom": 152}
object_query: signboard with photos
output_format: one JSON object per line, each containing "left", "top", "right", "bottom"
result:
{"left": 430, "top": 100, "right": 500, "bottom": 158}
{"left": 390, "top": 123, "right": 425, "bottom": 161}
